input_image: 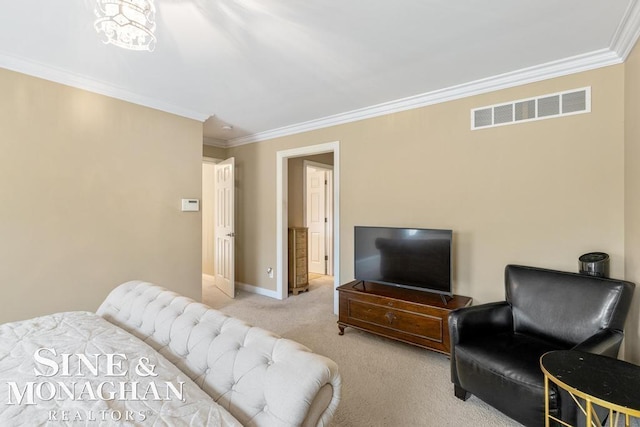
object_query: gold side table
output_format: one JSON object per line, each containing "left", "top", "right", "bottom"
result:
{"left": 540, "top": 350, "right": 640, "bottom": 427}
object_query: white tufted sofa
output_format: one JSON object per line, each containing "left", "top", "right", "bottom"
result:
{"left": 96, "top": 281, "right": 341, "bottom": 427}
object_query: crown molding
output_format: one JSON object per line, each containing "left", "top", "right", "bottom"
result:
{"left": 3, "top": 2, "right": 639, "bottom": 148}
{"left": 203, "top": 137, "right": 228, "bottom": 148}
{"left": 228, "top": 47, "right": 623, "bottom": 147}
{"left": 229, "top": 3, "right": 640, "bottom": 147}
{"left": 610, "top": 0, "right": 640, "bottom": 60}
{"left": 0, "top": 51, "right": 210, "bottom": 122}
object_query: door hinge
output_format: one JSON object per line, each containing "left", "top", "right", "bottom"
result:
{"left": 325, "top": 255, "right": 329, "bottom": 261}
{"left": 324, "top": 218, "right": 328, "bottom": 223}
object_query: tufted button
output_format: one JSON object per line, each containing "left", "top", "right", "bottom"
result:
{"left": 263, "top": 405, "right": 268, "bottom": 412}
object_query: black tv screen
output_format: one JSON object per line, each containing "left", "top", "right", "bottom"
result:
{"left": 354, "top": 226, "right": 452, "bottom": 295}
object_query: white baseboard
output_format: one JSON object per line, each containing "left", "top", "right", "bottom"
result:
{"left": 203, "top": 275, "right": 281, "bottom": 300}
{"left": 236, "top": 282, "right": 282, "bottom": 300}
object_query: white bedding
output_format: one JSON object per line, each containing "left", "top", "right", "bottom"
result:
{"left": 0, "top": 311, "right": 242, "bottom": 426}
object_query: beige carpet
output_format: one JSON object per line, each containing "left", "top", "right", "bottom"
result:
{"left": 203, "top": 277, "right": 520, "bottom": 427}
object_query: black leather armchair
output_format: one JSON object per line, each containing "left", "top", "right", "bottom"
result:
{"left": 449, "top": 265, "right": 635, "bottom": 427}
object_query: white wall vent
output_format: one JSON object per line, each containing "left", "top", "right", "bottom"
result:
{"left": 471, "top": 87, "right": 590, "bottom": 130}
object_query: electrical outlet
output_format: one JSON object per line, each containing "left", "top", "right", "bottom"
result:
{"left": 267, "top": 267, "right": 274, "bottom": 278}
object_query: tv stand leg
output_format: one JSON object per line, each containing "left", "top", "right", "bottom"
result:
{"left": 440, "top": 294, "right": 451, "bottom": 305}
{"left": 338, "top": 324, "right": 345, "bottom": 335}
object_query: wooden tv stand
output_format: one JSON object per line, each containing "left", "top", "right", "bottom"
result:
{"left": 337, "top": 280, "right": 472, "bottom": 355}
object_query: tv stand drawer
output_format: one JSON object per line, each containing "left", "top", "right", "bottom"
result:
{"left": 346, "top": 298, "right": 444, "bottom": 343}
{"left": 337, "top": 281, "right": 472, "bottom": 355}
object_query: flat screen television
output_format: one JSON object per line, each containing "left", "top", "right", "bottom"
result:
{"left": 354, "top": 226, "right": 452, "bottom": 296}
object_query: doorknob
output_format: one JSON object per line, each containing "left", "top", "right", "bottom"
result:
{"left": 226, "top": 232, "right": 235, "bottom": 237}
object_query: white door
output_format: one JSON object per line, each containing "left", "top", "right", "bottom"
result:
{"left": 306, "top": 168, "right": 326, "bottom": 274}
{"left": 214, "top": 158, "right": 235, "bottom": 298}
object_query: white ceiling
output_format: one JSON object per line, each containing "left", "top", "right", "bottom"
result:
{"left": 0, "top": 1, "right": 638, "bottom": 146}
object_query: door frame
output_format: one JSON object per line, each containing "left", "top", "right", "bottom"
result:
{"left": 303, "top": 160, "right": 334, "bottom": 276}
{"left": 276, "top": 141, "right": 340, "bottom": 314}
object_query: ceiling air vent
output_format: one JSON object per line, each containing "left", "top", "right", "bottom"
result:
{"left": 471, "top": 87, "right": 590, "bottom": 130}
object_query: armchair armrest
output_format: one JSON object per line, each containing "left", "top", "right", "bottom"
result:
{"left": 448, "top": 301, "right": 513, "bottom": 386}
{"left": 449, "top": 301, "right": 513, "bottom": 346}
{"left": 571, "top": 328, "right": 624, "bottom": 358}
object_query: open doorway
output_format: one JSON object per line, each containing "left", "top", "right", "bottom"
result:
{"left": 202, "top": 158, "right": 219, "bottom": 293}
{"left": 276, "top": 142, "right": 340, "bottom": 313}
{"left": 288, "top": 155, "right": 334, "bottom": 288}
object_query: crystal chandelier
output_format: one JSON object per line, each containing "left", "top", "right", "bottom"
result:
{"left": 94, "top": 0, "right": 157, "bottom": 52}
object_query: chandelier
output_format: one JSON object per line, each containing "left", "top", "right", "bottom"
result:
{"left": 94, "top": 0, "right": 157, "bottom": 52}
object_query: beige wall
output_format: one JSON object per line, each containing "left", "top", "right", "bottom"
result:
{"left": 625, "top": 39, "right": 640, "bottom": 363}
{"left": 4, "top": 53, "right": 634, "bottom": 356}
{"left": 288, "top": 153, "right": 334, "bottom": 227}
{"left": 228, "top": 66, "right": 626, "bottom": 306}
{"left": 203, "top": 144, "right": 227, "bottom": 159}
{"left": 0, "top": 68, "right": 203, "bottom": 323}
